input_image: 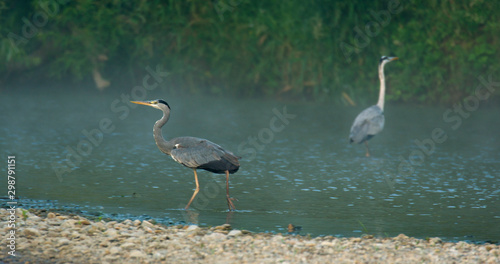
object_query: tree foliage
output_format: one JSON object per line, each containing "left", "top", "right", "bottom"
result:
{"left": 1, "top": 0, "right": 499, "bottom": 104}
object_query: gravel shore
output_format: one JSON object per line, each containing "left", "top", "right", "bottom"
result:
{"left": 1, "top": 208, "right": 498, "bottom": 263}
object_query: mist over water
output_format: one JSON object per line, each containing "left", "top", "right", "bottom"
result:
{"left": 1, "top": 87, "right": 499, "bottom": 242}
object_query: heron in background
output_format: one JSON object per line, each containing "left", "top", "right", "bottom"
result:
{"left": 349, "top": 56, "right": 398, "bottom": 157}
{"left": 131, "top": 99, "right": 240, "bottom": 211}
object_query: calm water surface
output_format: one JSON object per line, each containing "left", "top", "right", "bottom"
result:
{"left": 1, "top": 89, "right": 499, "bottom": 242}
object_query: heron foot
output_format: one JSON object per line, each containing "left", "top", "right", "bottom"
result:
{"left": 226, "top": 196, "right": 237, "bottom": 211}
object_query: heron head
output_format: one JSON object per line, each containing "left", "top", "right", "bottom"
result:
{"left": 379, "top": 56, "right": 398, "bottom": 65}
{"left": 130, "top": 99, "right": 170, "bottom": 110}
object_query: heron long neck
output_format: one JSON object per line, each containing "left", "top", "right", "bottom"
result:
{"left": 376, "top": 62, "right": 386, "bottom": 111}
{"left": 153, "top": 109, "right": 175, "bottom": 155}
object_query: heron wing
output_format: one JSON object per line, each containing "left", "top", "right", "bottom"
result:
{"left": 349, "top": 105, "right": 385, "bottom": 143}
{"left": 170, "top": 138, "right": 240, "bottom": 173}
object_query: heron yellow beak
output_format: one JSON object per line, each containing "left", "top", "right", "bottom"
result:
{"left": 390, "top": 57, "right": 399, "bottom": 61}
{"left": 130, "top": 100, "right": 153, "bottom": 106}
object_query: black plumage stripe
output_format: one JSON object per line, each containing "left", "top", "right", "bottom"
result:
{"left": 157, "top": 99, "right": 170, "bottom": 109}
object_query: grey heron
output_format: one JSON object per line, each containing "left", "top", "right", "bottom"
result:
{"left": 131, "top": 99, "right": 240, "bottom": 211}
{"left": 349, "top": 56, "right": 398, "bottom": 157}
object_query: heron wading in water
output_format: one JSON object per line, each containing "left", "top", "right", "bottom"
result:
{"left": 349, "top": 56, "right": 398, "bottom": 157}
{"left": 131, "top": 99, "right": 240, "bottom": 211}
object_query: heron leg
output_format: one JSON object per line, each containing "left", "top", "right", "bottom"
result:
{"left": 185, "top": 169, "right": 200, "bottom": 210}
{"left": 225, "top": 170, "right": 236, "bottom": 211}
{"left": 364, "top": 141, "right": 371, "bottom": 157}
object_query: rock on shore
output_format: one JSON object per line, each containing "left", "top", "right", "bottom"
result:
{"left": 1, "top": 208, "right": 498, "bottom": 263}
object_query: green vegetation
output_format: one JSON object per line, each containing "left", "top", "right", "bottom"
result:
{"left": 22, "top": 209, "right": 28, "bottom": 220}
{"left": 1, "top": 0, "right": 499, "bottom": 104}
{"left": 357, "top": 220, "right": 369, "bottom": 234}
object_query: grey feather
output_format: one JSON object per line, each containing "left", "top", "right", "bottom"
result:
{"left": 169, "top": 137, "right": 240, "bottom": 173}
{"left": 349, "top": 105, "right": 385, "bottom": 144}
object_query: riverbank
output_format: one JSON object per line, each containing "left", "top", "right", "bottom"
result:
{"left": 1, "top": 208, "right": 498, "bottom": 263}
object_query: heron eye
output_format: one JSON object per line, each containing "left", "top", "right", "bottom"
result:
{"left": 151, "top": 101, "right": 158, "bottom": 104}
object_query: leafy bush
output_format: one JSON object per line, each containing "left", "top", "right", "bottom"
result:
{"left": 1, "top": 0, "right": 499, "bottom": 104}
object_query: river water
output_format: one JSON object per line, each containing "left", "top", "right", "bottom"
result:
{"left": 1, "top": 88, "right": 499, "bottom": 243}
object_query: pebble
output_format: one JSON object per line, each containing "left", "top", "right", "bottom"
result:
{"left": 104, "top": 228, "right": 118, "bottom": 237}
{"left": 108, "top": 246, "right": 121, "bottom": 254}
{"left": 23, "top": 228, "right": 41, "bottom": 237}
{"left": 185, "top": 225, "right": 200, "bottom": 232}
{"left": 205, "top": 232, "right": 226, "bottom": 240}
{"left": 320, "top": 241, "right": 336, "bottom": 247}
{"left": 56, "top": 238, "right": 71, "bottom": 247}
{"left": 57, "top": 215, "right": 68, "bottom": 220}
{"left": 429, "top": 237, "right": 443, "bottom": 245}
{"left": 142, "top": 220, "right": 154, "bottom": 228}
{"left": 396, "top": 233, "right": 409, "bottom": 240}
{"left": 214, "top": 223, "right": 232, "bottom": 230}
{"left": 129, "top": 250, "right": 146, "bottom": 258}
{"left": 153, "top": 250, "right": 168, "bottom": 259}
{"left": 143, "top": 226, "right": 154, "bottom": 233}
{"left": 121, "top": 242, "right": 136, "bottom": 250}
{"left": 227, "top": 230, "right": 243, "bottom": 237}
{"left": 61, "top": 219, "right": 77, "bottom": 228}
{"left": 80, "top": 219, "right": 91, "bottom": 225}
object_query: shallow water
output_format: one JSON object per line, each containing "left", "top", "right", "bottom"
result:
{"left": 1, "top": 88, "right": 499, "bottom": 242}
